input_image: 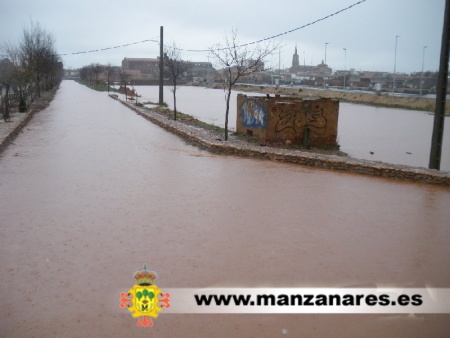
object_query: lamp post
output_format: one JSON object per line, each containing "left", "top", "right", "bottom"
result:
{"left": 392, "top": 35, "right": 399, "bottom": 94}
{"left": 278, "top": 48, "right": 281, "bottom": 87}
{"left": 324, "top": 42, "right": 329, "bottom": 89}
{"left": 159, "top": 26, "right": 164, "bottom": 105}
{"left": 420, "top": 45, "right": 428, "bottom": 95}
{"left": 343, "top": 48, "right": 347, "bottom": 90}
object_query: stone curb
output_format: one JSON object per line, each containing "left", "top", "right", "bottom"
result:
{"left": 110, "top": 95, "right": 450, "bottom": 186}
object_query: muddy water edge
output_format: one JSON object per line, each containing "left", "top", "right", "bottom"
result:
{"left": 0, "top": 80, "right": 449, "bottom": 338}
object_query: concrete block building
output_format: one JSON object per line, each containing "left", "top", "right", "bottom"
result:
{"left": 236, "top": 94, "right": 339, "bottom": 146}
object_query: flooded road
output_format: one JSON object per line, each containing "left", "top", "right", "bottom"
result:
{"left": 1, "top": 80, "right": 449, "bottom": 337}
{"left": 134, "top": 85, "right": 450, "bottom": 171}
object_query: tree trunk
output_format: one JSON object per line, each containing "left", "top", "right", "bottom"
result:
{"left": 37, "top": 74, "right": 41, "bottom": 97}
{"left": 225, "top": 85, "right": 231, "bottom": 141}
{"left": 173, "top": 81, "right": 177, "bottom": 120}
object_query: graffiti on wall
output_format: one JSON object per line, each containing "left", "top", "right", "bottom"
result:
{"left": 241, "top": 99, "right": 266, "bottom": 128}
{"left": 275, "top": 104, "right": 327, "bottom": 140}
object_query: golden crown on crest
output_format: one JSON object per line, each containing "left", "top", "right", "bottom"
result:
{"left": 133, "top": 264, "right": 158, "bottom": 286}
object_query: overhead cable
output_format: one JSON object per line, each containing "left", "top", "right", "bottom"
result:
{"left": 57, "top": 0, "right": 367, "bottom": 56}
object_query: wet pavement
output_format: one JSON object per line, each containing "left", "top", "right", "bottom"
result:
{"left": 0, "top": 80, "right": 449, "bottom": 337}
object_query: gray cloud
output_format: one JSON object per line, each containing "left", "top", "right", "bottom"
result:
{"left": 0, "top": 0, "right": 445, "bottom": 73}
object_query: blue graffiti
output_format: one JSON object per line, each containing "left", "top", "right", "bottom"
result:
{"left": 241, "top": 100, "right": 266, "bottom": 128}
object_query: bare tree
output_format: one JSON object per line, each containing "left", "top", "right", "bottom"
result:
{"left": 163, "top": 42, "right": 191, "bottom": 120}
{"left": 0, "top": 56, "right": 15, "bottom": 97}
{"left": 79, "top": 65, "right": 90, "bottom": 83}
{"left": 20, "top": 21, "right": 58, "bottom": 97}
{"left": 209, "top": 29, "right": 277, "bottom": 140}
{"left": 1, "top": 20, "right": 61, "bottom": 114}
{"left": 104, "top": 64, "right": 115, "bottom": 92}
{"left": 118, "top": 69, "right": 129, "bottom": 100}
{"left": 0, "top": 57, "right": 15, "bottom": 121}
{"left": 1, "top": 42, "right": 28, "bottom": 97}
{"left": 90, "top": 63, "right": 103, "bottom": 86}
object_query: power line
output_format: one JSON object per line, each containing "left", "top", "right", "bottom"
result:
{"left": 183, "top": 0, "right": 368, "bottom": 52}
{"left": 56, "top": 0, "right": 367, "bottom": 56}
{"left": 58, "top": 39, "right": 159, "bottom": 56}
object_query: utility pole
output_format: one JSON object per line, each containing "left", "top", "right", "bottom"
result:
{"left": 429, "top": 0, "right": 450, "bottom": 170}
{"left": 278, "top": 48, "right": 281, "bottom": 87}
{"left": 159, "top": 26, "right": 164, "bottom": 105}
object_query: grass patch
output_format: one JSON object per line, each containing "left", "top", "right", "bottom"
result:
{"left": 75, "top": 79, "right": 117, "bottom": 92}
{"left": 141, "top": 100, "right": 168, "bottom": 107}
{"left": 151, "top": 106, "right": 224, "bottom": 133}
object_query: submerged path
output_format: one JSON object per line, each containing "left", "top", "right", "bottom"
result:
{"left": 0, "top": 80, "right": 449, "bottom": 337}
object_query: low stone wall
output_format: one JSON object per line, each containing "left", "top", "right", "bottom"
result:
{"left": 110, "top": 95, "right": 450, "bottom": 186}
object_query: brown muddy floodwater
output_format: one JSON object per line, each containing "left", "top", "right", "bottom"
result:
{"left": 1, "top": 80, "right": 449, "bottom": 337}
{"left": 134, "top": 85, "right": 450, "bottom": 171}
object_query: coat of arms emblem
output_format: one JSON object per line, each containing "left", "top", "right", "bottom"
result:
{"left": 119, "top": 265, "right": 170, "bottom": 327}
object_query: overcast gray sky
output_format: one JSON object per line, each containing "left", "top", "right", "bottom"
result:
{"left": 0, "top": 0, "right": 446, "bottom": 73}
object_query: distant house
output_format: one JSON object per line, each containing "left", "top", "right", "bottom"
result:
{"left": 122, "top": 58, "right": 160, "bottom": 82}
{"left": 187, "top": 62, "right": 217, "bottom": 82}
{"left": 121, "top": 57, "right": 218, "bottom": 83}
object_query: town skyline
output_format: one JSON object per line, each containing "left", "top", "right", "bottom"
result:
{"left": 1, "top": 0, "right": 446, "bottom": 74}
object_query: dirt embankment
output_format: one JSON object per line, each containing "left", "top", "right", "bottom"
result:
{"left": 30, "top": 87, "right": 60, "bottom": 111}
{"left": 202, "top": 83, "right": 449, "bottom": 114}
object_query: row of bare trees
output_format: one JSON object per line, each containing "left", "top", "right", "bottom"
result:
{"left": 78, "top": 63, "right": 127, "bottom": 93}
{"left": 163, "top": 30, "right": 276, "bottom": 136}
{"left": 0, "top": 21, "right": 63, "bottom": 120}
{"left": 77, "top": 30, "right": 276, "bottom": 142}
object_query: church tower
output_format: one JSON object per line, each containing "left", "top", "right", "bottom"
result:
{"left": 291, "top": 45, "right": 300, "bottom": 72}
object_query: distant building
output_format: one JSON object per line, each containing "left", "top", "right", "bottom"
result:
{"left": 291, "top": 45, "right": 300, "bottom": 72}
{"left": 236, "top": 94, "right": 339, "bottom": 147}
{"left": 289, "top": 46, "right": 332, "bottom": 76}
{"left": 122, "top": 57, "right": 160, "bottom": 81}
{"left": 187, "top": 62, "right": 216, "bottom": 82}
{"left": 121, "top": 57, "right": 218, "bottom": 83}
{"left": 242, "top": 59, "right": 265, "bottom": 72}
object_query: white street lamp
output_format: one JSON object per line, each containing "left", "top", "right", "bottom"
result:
{"left": 420, "top": 45, "right": 428, "bottom": 95}
{"left": 324, "top": 42, "right": 329, "bottom": 89}
{"left": 393, "top": 35, "right": 399, "bottom": 94}
{"left": 343, "top": 48, "right": 347, "bottom": 90}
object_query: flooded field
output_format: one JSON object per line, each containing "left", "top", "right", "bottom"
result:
{"left": 131, "top": 85, "right": 450, "bottom": 171}
{"left": 1, "top": 80, "right": 449, "bottom": 337}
